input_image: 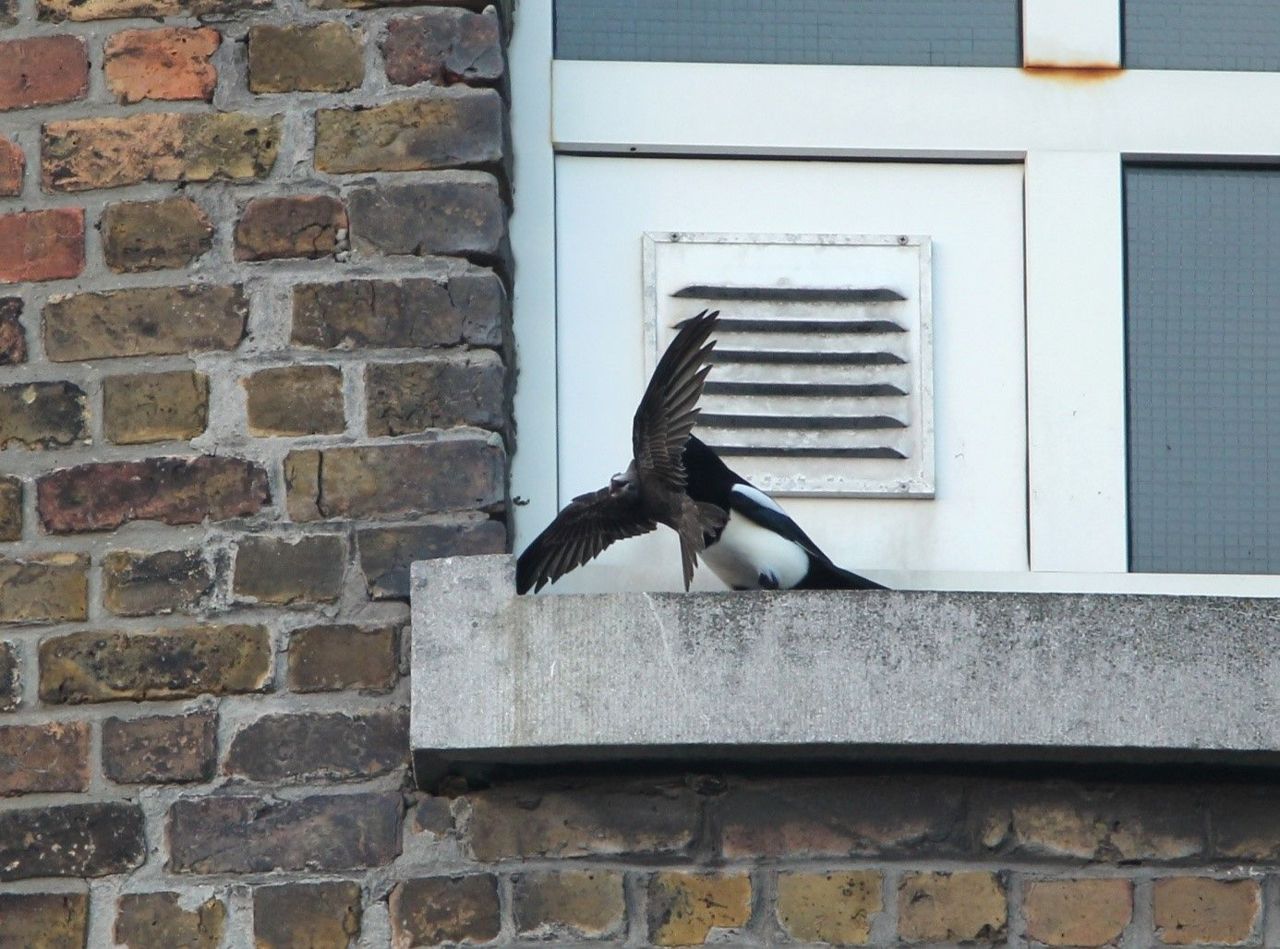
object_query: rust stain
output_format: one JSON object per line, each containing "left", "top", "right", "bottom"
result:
{"left": 1023, "top": 63, "right": 1124, "bottom": 83}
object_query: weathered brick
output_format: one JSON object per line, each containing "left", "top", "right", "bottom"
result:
{"left": 648, "top": 872, "right": 751, "bottom": 947}
{"left": 103, "top": 370, "right": 207, "bottom": 445}
{"left": 0, "top": 554, "right": 88, "bottom": 625}
{"left": 40, "top": 0, "right": 265, "bottom": 20}
{"left": 0, "top": 297, "right": 25, "bottom": 364}
{"left": 225, "top": 710, "right": 407, "bottom": 782}
{"left": 0, "top": 722, "right": 89, "bottom": 795}
{"left": 366, "top": 353, "right": 505, "bottom": 435}
{"left": 254, "top": 882, "right": 361, "bottom": 949}
{"left": 312, "top": 0, "right": 490, "bottom": 9}
{"left": 315, "top": 93, "right": 502, "bottom": 173}
{"left": 285, "top": 442, "right": 504, "bottom": 522}
{"left": 243, "top": 364, "right": 345, "bottom": 436}
{"left": 168, "top": 792, "right": 402, "bottom": 873}
{"left": 102, "top": 712, "right": 216, "bottom": 783}
{"left": 233, "top": 534, "right": 345, "bottom": 605}
{"left": 357, "top": 521, "right": 506, "bottom": 599}
{"left": 37, "top": 456, "right": 269, "bottom": 533}
{"left": 390, "top": 876, "right": 499, "bottom": 947}
{"left": 0, "top": 381, "right": 87, "bottom": 449}
{"left": 721, "top": 776, "right": 965, "bottom": 859}
{"left": 0, "top": 0, "right": 11, "bottom": 25}
{"left": 0, "top": 892, "right": 89, "bottom": 948}
{"left": 467, "top": 779, "right": 699, "bottom": 861}
{"left": 104, "top": 27, "right": 219, "bottom": 103}
{"left": 776, "top": 871, "right": 882, "bottom": 946}
{"left": 348, "top": 176, "right": 505, "bottom": 259}
{"left": 0, "top": 642, "right": 17, "bottom": 710}
{"left": 411, "top": 795, "right": 454, "bottom": 836}
{"left": 1210, "top": 786, "right": 1280, "bottom": 861}
{"left": 0, "top": 476, "right": 19, "bottom": 541}
{"left": 0, "top": 137, "right": 22, "bottom": 196}
{"left": 513, "top": 870, "right": 626, "bottom": 941}
{"left": 384, "top": 8, "right": 503, "bottom": 87}
{"left": 103, "top": 549, "right": 214, "bottom": 616}
{"left": 0, "top": 208, "right": 85, "bottom": 283}
{"left": 248, "top": 23, "right": 363, "bottom": 93}
{"left": 291, "top": 271, "right": 505, "bottom": 349}
{"left": 1024, "top": 879, "right": 1133, "bottom": 948}
{"left": 0, "top": 37, "right": 88, "bottom": 110}
{"left": 1153, "top": 878, "right": 1259, "bottom": 946}
{"left": 43, "top": 112, "right": 280, "bottom": 192}
{"left": 287, "top": 623, "right": 398, "bottom": 692}
{"left": 101, "top": 198, "right": 213, "bottom": 272}
{"left": 897, "top": 872, "right": 1006, "bottom": 944}
{"left": 234, "top": 195, "right": 347, "bottom": 261}
{"left": 115, "top": 892, "right": 225, "bottom": 949}
{"left": 0, "top": 802, "right": 144, "bottom": 880}
{"left": 39, "top": 625, "right": 270, "bottom": 703}
{"left": 43, "top": 285, "right": 247, "bottom": 361}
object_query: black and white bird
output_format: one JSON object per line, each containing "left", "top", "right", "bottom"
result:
{"left": 516, "top": 311, "right": 728, "bottom": 594}
{"left": 682, "top": 434, "right": 885, "bottom": 591}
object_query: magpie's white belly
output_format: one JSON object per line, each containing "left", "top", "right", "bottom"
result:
{"left": 702, "top": 512, "right": 810, "bottom": 590}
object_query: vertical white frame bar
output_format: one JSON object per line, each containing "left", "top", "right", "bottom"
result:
{"left": 1022, "top": 0, "right": 1122, "bottom": 68}
{"left": 1024, "top": 151, "right": 1128, "bottom": 572}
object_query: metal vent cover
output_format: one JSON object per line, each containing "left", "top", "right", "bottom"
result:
{"left": 643, "top": 232, "right": 933, "bottom": 497}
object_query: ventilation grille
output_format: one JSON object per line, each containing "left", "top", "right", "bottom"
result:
{"left": 645, "top": 233, "right": 933, "bottom": 497}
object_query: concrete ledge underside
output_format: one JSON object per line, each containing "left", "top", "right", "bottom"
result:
{"left": 410, "top": 555, "right": 1280, "bottom": 784}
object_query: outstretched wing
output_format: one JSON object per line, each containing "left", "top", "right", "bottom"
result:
{"left": 516, "top": 486, "right": 658, "bottom": 593}
{"left": 632, "top": 310, "right": 720, "bottom": 492}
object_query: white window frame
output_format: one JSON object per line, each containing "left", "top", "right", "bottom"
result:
{"left": 508, "top": 0, "right": 1280, "bottom": 596}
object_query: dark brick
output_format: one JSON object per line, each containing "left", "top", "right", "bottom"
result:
{"left": 0, "top": 892, "right": 88, "bottom": 949}
{"left": 0, "top": 0, "right": 11, "bottom": 24}
{"left": 287, "top": 623, "right": 399, "bottom": 692}
{"left": 42, "top": 113, "right": 280, "bottom": 192}
{"left": 233, "top": 534, "right": 345, "bottom": 605}
{"left": 384, "top": 8, "right": 503, "bottom": 87}
{"left": 0, "top": 297, "right": 25, "bottom": 364}
{"left": 115, "top": 892, "right": 226, "bottom": 949}
{"left": 357, "top": 521, "right": 506, "bottom": 599}
{"left": 0, "top": 381, "right": 88, "bottom": 449}
{"left": 315, "top": 92, "right": 502, "bottom": 173}
{"left": 103, "top": 27, "right": 219, "bottom": 104}
{"left": 366, "top": 353, "right": 505, "bottom": 435}
{"left": 720, "top": 776, "right": 966, "bottom": 859}
{"left": 39, "top": 625, "right": 270, "bottom": 703}
{"left": 43, "top": 285, "right": 247, "bottom": 361}
{"left": 103, "top": 548, "right": 214, "bottom": 616}
{"left": 347, "top": 175, "right": 505, "bottom": 258}
{"left": 101, "top": 198, "right": 213, "bottom": 272}
{"left": 254, "top": 881, "right": 362, "bottom": 949}
{"left": 225, "top": 710, "right": 407, "bottom": 782}
{"left": 1211, "top": 787, "right": 1280, "bottom": 860}
{"left": 411, "top": 795, "right": 454, "bottom": 836}
{"left": 513, "top": 870, "right": 626, "bottom": 941}
{"left": 390, "top": 876, "right": 499, "bottom": 947}
{"left": 37, "top": 456, "right": 270, "bottom": 533}
{"left": 104, "top": 370, "right": 208, "bottom": 444}
{"left": 0, "top": 554, "right": 88, "bottom": 625}
{"left": 0, "top": 642, "right": 17, "bottom": 710}
{"left": 40, "top": 0, "right": 266, "bottom": 20}
{"left": 0, "top": 802, "right": 144, "bottom": 880}
{"left": 0, "top": 36, "right": 88, "bottom": 110}
{"left": 243, "top": 364, "right": 345, "bottom": 436}
{"left": 467, "top": 779, "right": 700, "bottom": 861}
{"left": 0, "top": 476, "right": 21, "bottom": 541}
{"left": 0, "top": 138, "right": 21, "bottom": 196}
{"left": 102, "top": 712, "right": 216, "bottom": 784}
{"left": 168, "top": 792, "right": 402, "bottom": 873}
{"left": 291, "top": 271, "right": 505, "bottom": 349}
{"left": 248, "top": 23, "right": 363, "bottom": 93}
{"left": 311, "top": 0, "right": 490, "bottom": 9}
{"left": 0, "top": 208, "right": 85, "bottom": 283}
{"left": 285, "top": 441, "right": 504, "bottom": 522}
{"left": 234, "top": 195, "right": 347, "bottom": 261}
{"left": 0, "top": 722, "right": 89, "bottom": 795}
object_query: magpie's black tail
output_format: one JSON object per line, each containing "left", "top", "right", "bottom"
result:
{"left": 796, "top": 558, "right": 886, "bottom": 591}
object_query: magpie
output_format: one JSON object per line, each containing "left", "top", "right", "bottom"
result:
{"left": 682, "top": 434, "right": 885, "bottom": 591}
{"left": 516, "top": 311, "right": 728, "bottom": 594}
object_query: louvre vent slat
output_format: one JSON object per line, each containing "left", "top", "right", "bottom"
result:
{"left": 698, "top": 413, "right": 908, "bottom": 431}
{"left": 710, "top": 350, "right": 906, "bottom": 367}
{"left": 712, "top": 318, "right": 907, "bottom": 334}
{"left": 673, "top": 285, "right": 906, "bottom": 303}
{"left": 715, "top": 446, "right": 908, "bottom": 460}
{"left": 703, "top": 381, "right": 907, "bottom": 397}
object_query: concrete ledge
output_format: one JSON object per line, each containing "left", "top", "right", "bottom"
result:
{"left": 410, "top": 554, "right": 1280, "bottom": 783}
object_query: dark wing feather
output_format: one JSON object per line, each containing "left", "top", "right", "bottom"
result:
{"left": 632, "top": 310, "right": 720, "bottom": 491}
{"left": 516, "top": 485, "right": 658, "bottom": 593}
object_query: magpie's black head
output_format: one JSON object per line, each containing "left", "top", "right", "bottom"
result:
{"left": 682, "top": 435, "right": 744, "bottom": 505}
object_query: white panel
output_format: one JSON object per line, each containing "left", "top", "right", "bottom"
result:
{"left": 552, "top": 158, "right": 1025, "bottom": 593}
{"left": 1025, "top": 152, "right": 1127, "bottom": 573}
{"left": 1022, "top": 0, "right": 1121, "bottom": 68}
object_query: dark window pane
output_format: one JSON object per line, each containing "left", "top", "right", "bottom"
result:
{"left": 1126, "top": 166, "right": 1280, "bottom": 574}
{"left": 555, "top": 0, "right": 1019, "bottom": 67}
{"left": 1125, "top": 0, "right": 1280, "bottom": 72}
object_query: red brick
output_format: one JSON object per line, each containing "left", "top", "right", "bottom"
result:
{"left": 104, "top": 27, "right": 219, "bottom": 103}
{"left": 37, "top": 456, "right": 269, "bottom": 533}
{"left": 234, "top": 195, "right": 347, "bottom": 261}
{"left": 0, "top": 209, "right": 84, "bottom": 283}
{"left": 0, "top": 722, "right": 90, "bottom": 794}
{"left": 0, "top": 37, "right": 88, "bottom": 110}
{"left": 384, "top": 8, "right": 504, "bottom": 87}
{"left": 0, "top": 137, "right": 22, "bottom": 196}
